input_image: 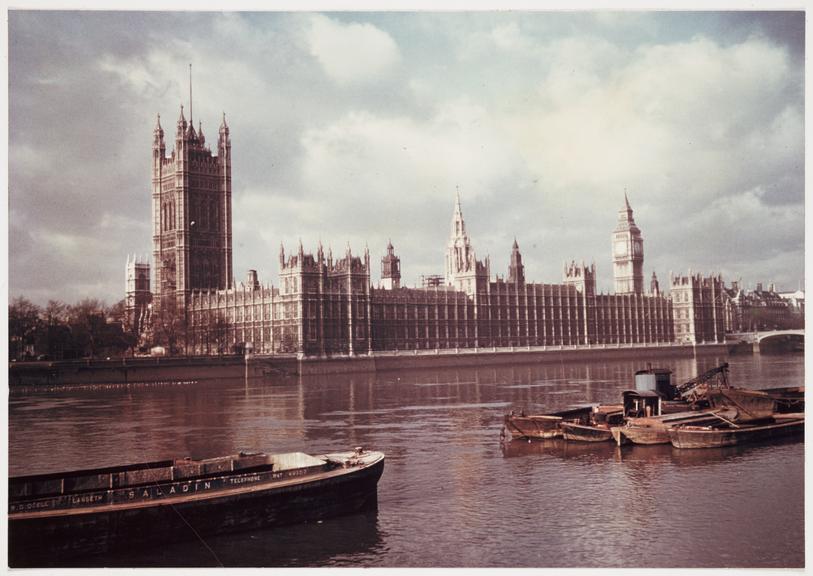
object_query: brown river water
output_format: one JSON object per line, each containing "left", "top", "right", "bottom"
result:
{"left": 7, "top": 351, "right": 805, "bottom": 568}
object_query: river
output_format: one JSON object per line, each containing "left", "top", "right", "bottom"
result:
{"left": 7, "top": 351, "right": 805, "bottom": 568}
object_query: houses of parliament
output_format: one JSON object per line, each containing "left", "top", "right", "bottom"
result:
{"left": 125, "top": 103, "right": 726, "bottom": 357}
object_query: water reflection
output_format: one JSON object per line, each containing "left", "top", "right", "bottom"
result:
{"left": 53, "top": 509, "right": 384, "bottom": 568}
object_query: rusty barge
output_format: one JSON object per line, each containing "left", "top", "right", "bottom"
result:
{"left": 9, "top": 447, "right": 385, "bottom": 566}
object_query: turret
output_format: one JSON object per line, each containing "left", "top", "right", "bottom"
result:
{"left": 176, "top": 105, "right": 187, "bottom": 138}
{"left": 508, "top": 237, "right": 525, "bottom": 286}
{"left": 219, "top": 112, "right": 230, "bottom": 144}
{"left": 153, "top": 114, "right": 165, "bottom": 148}
{"left": 153, "top": 113, "right": 165, "bottom": 165}
{"left": 381, "top": 240, "right": 401, "bottom": 289}
{"left": 246, "top": 269, "right": 260, "bottom": 291}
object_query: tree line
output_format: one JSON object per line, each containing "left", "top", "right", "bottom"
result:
{"left": 8, "top": 297, "right": 136, "bottom": 361}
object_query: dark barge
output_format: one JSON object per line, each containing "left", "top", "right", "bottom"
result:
{"left": 9, "top": 447, "right": 385, "bottom": 567}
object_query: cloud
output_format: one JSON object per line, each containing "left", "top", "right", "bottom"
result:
{"left": 7, "top": 12, "right": 805, "bottom": 304}
{"left": 307, "top": 14, "right": 400, "bottom": 84}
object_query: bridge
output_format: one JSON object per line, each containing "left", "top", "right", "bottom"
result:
{"left": 728, "top": 330, "right": 804, "bottom": 351}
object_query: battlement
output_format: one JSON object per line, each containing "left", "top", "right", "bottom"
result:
{"left": 279, "top": 243, "right": 370, "bottom": 276}
{"left": 669, "top": 271, "right": 724, "bottom": 288}
{"left": 564, "top": 260, "right": 595, "bottom": 279}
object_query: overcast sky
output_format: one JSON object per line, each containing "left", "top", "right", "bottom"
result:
{"left": 8, "top": 11, "right": 805, "bottom": 306}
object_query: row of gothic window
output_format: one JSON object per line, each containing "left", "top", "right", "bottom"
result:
{"left": 161, "top": 198, "right": 221, "bottom": 232}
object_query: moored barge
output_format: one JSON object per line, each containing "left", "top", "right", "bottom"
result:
{"left": 503, "top": 404, "right": 622, "bottom": 440}
{"left": 9, "top": 447, "right": 385, "bottom": 566}
{"left": 667, "top": 414, "right": 805, "bottom": 449}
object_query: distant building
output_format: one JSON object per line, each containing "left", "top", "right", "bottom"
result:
{"left": 778, "top": 289, "right": 804, "bottom": 316}
{"left": 670, "top": 272, "right": 725, "bottom": 344}
{"left": 128, "top": 96, "right": 730, "bottom": 355}
{"left": 723, "top": 282, "right": 804, "bottom": 332}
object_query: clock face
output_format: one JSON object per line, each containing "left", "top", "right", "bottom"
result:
{"left": 614, "top": 241, "right": 627, "bottom": 257}
{"left": 633, "top": 241, "right": 642, "bottom": 256}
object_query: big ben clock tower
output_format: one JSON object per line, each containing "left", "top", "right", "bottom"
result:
{"left": 612, "top": 193, "right": 644, "bottom": 294}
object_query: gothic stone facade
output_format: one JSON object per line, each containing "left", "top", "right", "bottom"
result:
{"left": 127, "top": 109, "right": 723, "bottom": 356}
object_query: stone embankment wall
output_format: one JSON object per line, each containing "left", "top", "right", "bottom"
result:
{"left": 9, "top": 343, "right": 728, "bottom": 387}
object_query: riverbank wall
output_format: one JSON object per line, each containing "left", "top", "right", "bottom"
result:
{"left": 9, "top": 343, "right": 731, "bottom": 387}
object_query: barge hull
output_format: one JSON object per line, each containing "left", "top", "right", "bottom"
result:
{"left": 668, "top": 419, "right": 804, "bottom": 449}
{"left": 9, "top": 457, "right": 384, "bottom": 567}
{"left": 561, "top": 422, "right": 613, "bottom": 442}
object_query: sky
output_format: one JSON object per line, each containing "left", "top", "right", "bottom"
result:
{"left": 8, "top": 10, "right": 805, "bottom": 306}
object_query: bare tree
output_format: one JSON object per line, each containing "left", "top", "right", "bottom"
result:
{"left": 9, "top": 297, "right": 42, "bottom": 360}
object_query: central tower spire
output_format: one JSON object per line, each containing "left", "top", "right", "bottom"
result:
{"left": 445, "top": 189, "right": 475, "bottom": 287}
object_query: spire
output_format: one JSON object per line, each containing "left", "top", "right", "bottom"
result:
{"left": 198, "top": 121, "right": 205, "bottom": 145}
{"left": 176, "top": 104, "right": 187, "bottom": 136}
{"left": 279, "top": 242, "right": 285, "bottom": 267}
{"left": 621, "top": 191, "right": 633, "bottom": 218}
{"left": 153, "top": 113, "right": 164, "bottom": 148}
{"left": 650, "top": 270, "right": 661, "bottom": 296}
{"left": 219, "top": 112, "right": 229, "bottom": 145}
{"left": 617, "top": 190, "right": 637, "bottom": 228}
{"left": 188, "top": 63, "right": 193, "bottom": 127}
{"left": 450, "top": 188, "right": 466, "bottom": 238}
{"left": 508, "top": 237, "right": 524, "bottom": 285}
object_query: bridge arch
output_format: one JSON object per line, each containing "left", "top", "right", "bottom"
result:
{"left": 755, "top": 330, "right": 804, "bottom": 343}
{"left": 756, "top": 330, "right": 804, "bottom": 352}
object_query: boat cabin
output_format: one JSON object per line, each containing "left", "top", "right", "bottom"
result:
{"left": 622, "top": 390, "right": 663, "bottom": 418}
{"left": 634, "top": 367, "right": 678, "bottom": 400}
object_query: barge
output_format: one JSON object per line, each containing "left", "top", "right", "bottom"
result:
{"left": 503, "top": 404, "right": 622, "bottom": 440}
{"left": 9, "top": 447, "right": 385, "bottom": 566}
{"left": 668, "top": 413, "right": 805, "bottom": 449}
